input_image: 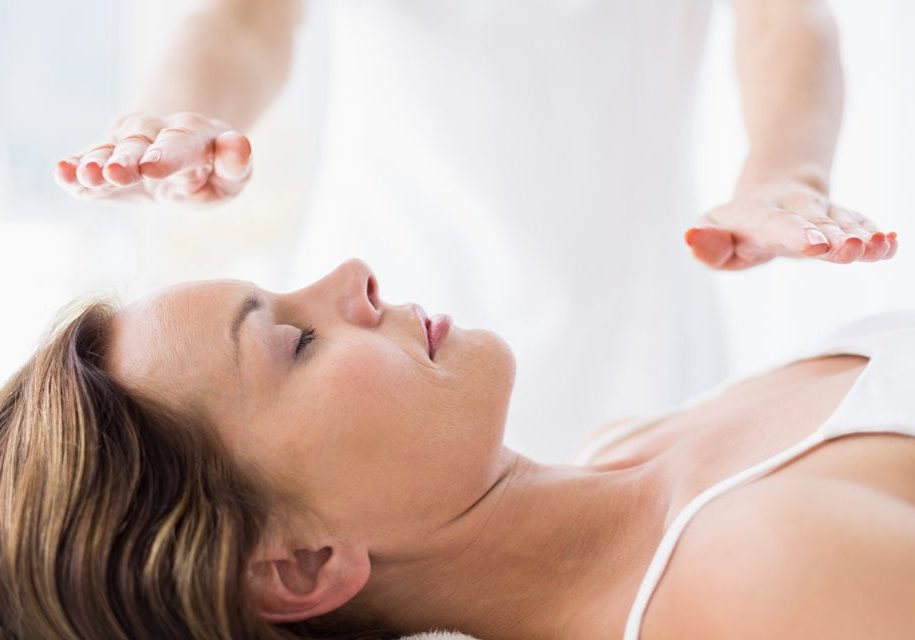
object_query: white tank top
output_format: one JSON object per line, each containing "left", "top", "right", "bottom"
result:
{"left": 574, "top": 309, "right": 915, "bottom": 638}
{"left": 293, "top": 0, "right": 722, "bottom": 464}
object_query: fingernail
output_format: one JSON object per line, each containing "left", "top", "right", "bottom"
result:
{"left": 140, "top": 149, "right": 161, "bottom": 164}
{"left": 805, "top": 229, "right": 829, "bottom": 246}
{"left": 107, "top": 155, "right": 128, "bottom": 167}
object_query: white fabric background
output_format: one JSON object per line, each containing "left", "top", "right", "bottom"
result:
{"left": 1, "top": 0, "right": 913, "bottom": 457}
{"left": 695, "top": 0, "right": 915, "bottom": 381}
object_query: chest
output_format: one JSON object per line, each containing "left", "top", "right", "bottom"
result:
{"left": 590, "top": 355, "right": 915, "bottom": 517}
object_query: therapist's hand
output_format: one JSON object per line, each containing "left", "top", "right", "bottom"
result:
{"left": 55, "top": 112, "right": 253, "bottom": 205}
{"left": 685, "top": 175, "right": 896, "bottom": 270}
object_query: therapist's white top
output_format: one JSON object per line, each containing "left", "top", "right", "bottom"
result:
{"left": 573, "top": 309, "right": 915, "bottom": 639}
{"left": 292, "top": 0, "right": 723, "bottom": 464}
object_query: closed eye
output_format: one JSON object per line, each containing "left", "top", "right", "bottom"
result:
{"left": 294, "top": 326, "right": 316, "bottom": 359}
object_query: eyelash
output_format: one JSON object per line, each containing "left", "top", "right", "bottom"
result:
{"left": 294, "top": 326, "right": 317, "bottom": 359}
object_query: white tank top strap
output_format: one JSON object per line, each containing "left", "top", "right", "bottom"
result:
{"left": 617, "top": 309, "right": 915, "bottom": 639}
{"left": 622, "top": 429, "right": 826, "bottom": 640}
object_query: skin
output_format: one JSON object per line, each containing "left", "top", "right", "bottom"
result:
{"left": 685, "top": 0, "right": 897, "bottom": 268}
{"left": 106, "top": 259, "right": 915, "bottom": 639}
{"left": 55, "top": 0, "right": 897, "bottom": 265}
{"left": 50, "top": 1, "right": 908, "bottom": 635}
{"left": 609, "top": 354, "right": 915, "bottom": 640}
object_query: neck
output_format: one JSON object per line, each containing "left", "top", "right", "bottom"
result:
{"left": 362, "top": 449, "right": 670, "bottom": 640}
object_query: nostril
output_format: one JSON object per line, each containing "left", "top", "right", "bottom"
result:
{"left": 366, "top": 275, "right": 379, "bottom": 310}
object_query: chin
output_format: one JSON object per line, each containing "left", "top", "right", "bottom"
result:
{"left": 488, "top": 330, "right": 517, "bottom": 384}
{"left": 466, "top": 327, "right": 516, "bottom": 381}
{"left": 468, "top": 328, "right": 516, "bottom": 425}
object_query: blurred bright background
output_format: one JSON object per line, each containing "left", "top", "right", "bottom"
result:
{"left": 1, "top": 1, "right": 912, "bottom": 446}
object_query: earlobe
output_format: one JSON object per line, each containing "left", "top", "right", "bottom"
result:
{"left": 245, "top": 543, "right": 371, "bottom": 623}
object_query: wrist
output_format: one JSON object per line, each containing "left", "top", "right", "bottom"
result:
{"left": 735, "top": 159, "right": 831, "bottom": 197}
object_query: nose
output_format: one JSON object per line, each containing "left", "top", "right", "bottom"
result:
{"left": 282, "top": 259, "right": 382, "bottom": 327}
{"left": 325, "top": 258, "right": 382, "bottom": 326}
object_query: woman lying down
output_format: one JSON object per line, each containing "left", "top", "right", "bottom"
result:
{"left": 2, "top": 258, "right": 914, "bottom": 640}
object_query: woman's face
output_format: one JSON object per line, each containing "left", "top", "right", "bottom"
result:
{"left": 106, "top": 259, "right": 516, "bottom": 547}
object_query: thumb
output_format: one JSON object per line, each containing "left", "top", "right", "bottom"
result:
{"left": 685, "top": 226, "right": 735, "bottom": 269}
{"left": 213, "top": 131, "right": 253, "bottom": 183}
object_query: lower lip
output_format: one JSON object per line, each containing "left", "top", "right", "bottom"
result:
{"left": 428, "top": 314, "right": 451, "bottom": 359}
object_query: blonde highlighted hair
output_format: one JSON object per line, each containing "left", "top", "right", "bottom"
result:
{"left": 0, "top": 300, "right": 396, "bottom": 639}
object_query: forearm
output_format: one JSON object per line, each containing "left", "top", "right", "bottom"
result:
{"left": 126, "top": 0, "right": 301, "bottom": 131}
{"left": 733, "top": 0, "right": 843, "bottom": 194}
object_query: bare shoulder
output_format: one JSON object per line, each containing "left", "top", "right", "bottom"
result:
{"left": 644, "top": 475, "right": 915, "bottom": 640}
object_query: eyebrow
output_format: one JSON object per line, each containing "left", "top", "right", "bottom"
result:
{"left": 230, "top": 293, "right": 263, "bottom": 364}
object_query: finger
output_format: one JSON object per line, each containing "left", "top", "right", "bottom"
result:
{"left": 773, "top": 192, "right": 864, "bottom": 262}
{"left": 684, "top": 226, "right": 772, "bottom": 270}
{"left": 76, "top": 144, "right": 115, "bottom": 188}
{"left": 839, "top": 209, "right": 891, "bottom": 261}
{"left": 809, "top": 231, "right": 864, "bottom": 264}
{"left": 104, "top": 138, "right": 152, "bottom": 186}
{"left": 820, "top": 236, "right": 866, "bottom": 264}
{"left": 56, "top": 153, "right": 147, "bottom": 202}
{"left": 153, "top": 130, "right": 251, "bottom": 204}
{"left": 138, "top": 126, "right": 212, "bottom": 181}
{"left": 826, "top": 206, "right": 871, "bottom": 243}
{"left": 867, "top": 232, "right": 890, "bottom": 261}
{"left": 886, "top": 231, "right": 899, "bottom": 259}
{"left": 777, "top": 194, "right": 864, "bottom": 261}
{"left": 828, "top": 205, "right": 883, "bottom": 261}
{"left": 703, "top": 203, "right": 832, "bottom": 261}
{"left": 685, "top": 226, "right": 734, "bottom": 268}
{"left": 798, "top": 217, "right": 860, "bottom": 263}
{"left": 55, "top": 162, "right": 90, "bottom": 199}
{"left": 842, "top": 211, "right": 889, "bottom": 261}
{"left": 751, "top": 208, "right": 833, "bottom": 258}
{"left": 849, "top": 231, "right": 883, "bottom": 261}
{"left": 138, "top": 112, "right": 226, "bottom": 181}
{"left": 209, "top": 131, "right": 253, "bottom": 196}
{"left": 55, "top": 156, "right": 81, "bottom": 185}
{"left": 104, "top": 115, "right": 166, "bottom": 186}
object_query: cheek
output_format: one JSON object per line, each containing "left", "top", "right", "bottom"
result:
{"left": 308, "top": 340, "right": 434, "bottom": 456}
{"left": 318, "top": 333, "right": 514, "bottom": 512}
{"left": 322, "top": 340, "right": 428, "bottom": 413}
{"left": 289, "top": 344, "right": 438, "bottom": 510}
{"left": 318, "top": 330, "right": 516, "bottom": 461}
{"left": 269, "top": 331, "right": 516, "bottom": 529}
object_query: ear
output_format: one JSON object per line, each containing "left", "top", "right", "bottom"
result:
{"left": 245, "top": 542, "right": 371, "bottom": 623}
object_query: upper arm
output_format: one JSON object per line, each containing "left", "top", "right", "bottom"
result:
{"left": 729, "top": 0, "right": 837, "bottom": 39}
{"left": 645, "top": 477, "right": 915, "bottom": 640}
{"left": 214, "top": 0, "right": 305, "bottom": 40}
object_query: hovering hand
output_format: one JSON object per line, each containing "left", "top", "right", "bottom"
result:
{"left": 55, "top": 112, "right": 252, "bottom": 205}
{"left": 685, "top": 176, "right": 896, "bottom": 270}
